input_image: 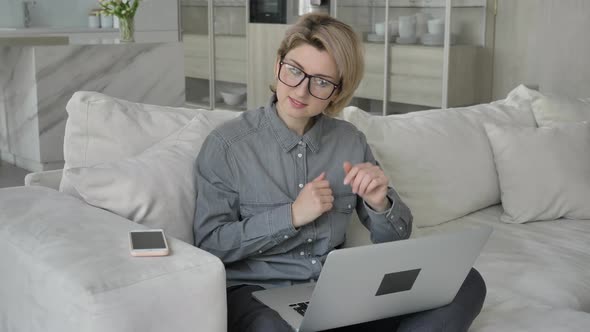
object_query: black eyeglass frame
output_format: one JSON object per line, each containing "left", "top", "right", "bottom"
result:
{"left": 278, "top": 60, "right": 340, "bottom": 100}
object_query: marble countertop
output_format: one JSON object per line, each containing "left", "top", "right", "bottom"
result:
{"left": 0, "top": 27, "right": 118, "bottom": 37}
{"left": 0, "top": 36, "right": 175, "bottom": 46}
{"left": 67, "top": 38, "right": 171, "bottom": 45}
{"left": 0, "top": 27, "right": 179, "bottom": 45}
{"left": 0, "top": 36, "right": 69, "bottom": 46}
{"left": 0, "top": 33, "right": 179, "bottom": 46}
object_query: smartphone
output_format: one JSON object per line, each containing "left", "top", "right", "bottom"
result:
{"left": 129, "top": 229, "right": 170, "bottom": 257}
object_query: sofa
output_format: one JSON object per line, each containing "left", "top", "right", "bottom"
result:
{"left": 1, "top": 85, "right": 589, "bottom": 331}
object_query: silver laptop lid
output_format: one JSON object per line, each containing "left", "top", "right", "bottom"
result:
{"left": 298, "top": 226, "right": 492, "bottom": 332}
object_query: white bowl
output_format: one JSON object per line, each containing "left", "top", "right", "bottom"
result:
{"left": 374, "top": 22, "right": 385, "bottom": 36}
{"left": 427, "top": 20, "right": 444, "bottom": 35}
{"left": 398, "top": 16, "right": 417, "bottom": 38}
{"left": 220, "top": 88, "right": 246, "bottom": 106}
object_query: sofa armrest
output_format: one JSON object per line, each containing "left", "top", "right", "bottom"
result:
{"left": 0, "top": 186, "right": 227, "bottom": 332}
{"left": 24, "top": 169, "right": 63, "bottom": 190}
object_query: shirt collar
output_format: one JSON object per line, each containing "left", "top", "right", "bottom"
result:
{"left": 265, "top": 94, "right": 323, "bottom": 153}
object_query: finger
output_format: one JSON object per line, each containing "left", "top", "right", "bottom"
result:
{"left": 352, "top": 169, "right": 370, "bottom": 193}
{"left": 357, "top": 173, "right": 374, "bottom": 196}
{"left": 368, "top": 170, "right": 388, "bottom": 191}
{"left": 312, "top": 180, "right": 331, "bottom": 189}
{"left": 343, "top": 165, "right": 360, "bottom": 185}
{"left": 319, "top": 195, "right": 334, "bottom": 204}
{"left": 343, "top": 161, "right": 353, "bottom": 175}
{"left": 364, "top": 178, "right": 381, "bottom": 195}
{"left": 313, "top": 172, "right": 326, "bottom": 182}
{"left": 343, "top": 163, "right": 372, "bottom": 185}
{"left": 321, "top": 202, "right": 333, "bottom": 212}
{"left": 315, "top": 188, "right": 333, "bottom": 197}
{"left": 312, "top": 188, "right": 332, "bottom": 197}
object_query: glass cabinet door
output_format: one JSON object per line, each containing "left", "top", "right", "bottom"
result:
{"left": 335, "top": 0, "right": 489, "bottom": 115}
{"left": 334, "top": 0, "right": 389, "bottom": 115}
{"left": 386, "top": 0, "right": 447, "bottom": 114}
{"left": 181, "top": 0, "right": 247, "bottom": 110}
{"left": 213, "top": 0, "right": 248, "bottom": 111}
{"left": 181, "top": 0, "right": 212, "bottom": 107}
{"left": 448, "top": 0, "right": 493, "bottom": 106}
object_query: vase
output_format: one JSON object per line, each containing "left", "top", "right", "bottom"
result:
{"left": 118, "top": 17, "right": 135, "bottom": 42}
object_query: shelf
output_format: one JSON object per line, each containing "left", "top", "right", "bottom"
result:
{"left": 355, "top": 43, "right": 478, "bottom": 108}
{"left": 338, "top": 0, "right": 486, "bottom": 8}
{"left": 180, "top": 0, "right": 246, "bottom": 7}
{"left": 183, "top": 33, "right": 247, "bottom": 84}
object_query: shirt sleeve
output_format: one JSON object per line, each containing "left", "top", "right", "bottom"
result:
{"left": 355, "top": 134, "right": 413, "bottom": 243}
{"left": 193, "top": 132, "right": 299, "bottom": 264}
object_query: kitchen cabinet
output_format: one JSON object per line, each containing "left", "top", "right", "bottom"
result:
{"left": 346, "top": 0, "right": 487, "bottom": 8}
{"left": 180, "top": 0, "right": 248, "bottom": 109}
{"left": 400, "top": 0, "right": 485, "bottom": 7}
{"left": 184, "top": 34, "right": 247, "bottom": 84}
{"left": 336, "top": 0, "right": 494, "bottom": 114}
{"left": 180, "top": 0, "right": 493, "bottom": 113}
{"left": 356, "top": 43, "right": 477, "bottom": 108}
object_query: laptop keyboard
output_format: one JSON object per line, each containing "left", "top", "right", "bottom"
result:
{"left": 289, "top": 301, "right": 309, "bottom": 316}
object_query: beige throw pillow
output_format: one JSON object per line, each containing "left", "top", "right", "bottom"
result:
{"left": 61, "top": 91, "right": 239, "bottom": 197}
{"left": 339, "top": 85, "right": 538, "bottom": 227}
{"left": 65, "top": 115, "right": 214, "bottom": 245}
{"left": 484, "top": 122, "right": 590, "bottom": 224}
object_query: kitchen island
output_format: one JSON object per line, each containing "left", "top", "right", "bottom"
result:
{"left": 0, "top": 39, "right": 185, "bottom": 171}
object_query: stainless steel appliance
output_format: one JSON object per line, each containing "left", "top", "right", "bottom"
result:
{"left": 249, "top": 0, "right": 330, "bottom": 24}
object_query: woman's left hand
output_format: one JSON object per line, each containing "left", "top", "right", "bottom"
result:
{"left": 343, "top": 161, "right": 390, "bottom": 212}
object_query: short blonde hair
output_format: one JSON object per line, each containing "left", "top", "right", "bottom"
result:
{"left": 271, "top": 13, "right": 364, "bottom": 117}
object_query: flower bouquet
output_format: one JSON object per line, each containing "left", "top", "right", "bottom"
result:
{"left": 98, "top": 0, "right": 142, "bottom": 42}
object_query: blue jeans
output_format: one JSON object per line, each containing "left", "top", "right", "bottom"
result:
{"left": 226, "top": 268, "right": 486, "bottom": 332}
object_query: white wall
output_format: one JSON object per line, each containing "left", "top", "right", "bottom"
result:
{"left": 493, "top": 0, "right": 590, "bottom": 99}
{"left": 0, "top": 0, "right": 27, "bottom": 28}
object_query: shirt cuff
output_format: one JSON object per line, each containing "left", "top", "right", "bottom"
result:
{"left": 364, "top": 187, "right": 409, "bottom": 238}
{"left": 363, "top": 196, "right": 394, "bottom": 215}
{"left": 268, "top": 203, "right": 299, "bottom": 244}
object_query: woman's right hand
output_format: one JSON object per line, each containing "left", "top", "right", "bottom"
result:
{"left": 291, "top": 172, "right": 334, "bottom": 228}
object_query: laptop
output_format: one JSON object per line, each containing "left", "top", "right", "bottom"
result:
{"left": 252, "top": 225, "right": 492, "bottom": 332}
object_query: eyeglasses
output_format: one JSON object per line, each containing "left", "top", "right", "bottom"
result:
{"left": 278, "top": 61, "right": 340, "bottom": 100}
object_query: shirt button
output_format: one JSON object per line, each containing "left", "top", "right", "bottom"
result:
{"left": 284, "top": 235, "right": 289, "bottom": 239}
{"left": 398, "top": 226, "right": 404, "bottom": 230}
{"left": 298, "top": 141, "right": 305, "bottom": 146}
{"left": 298, "top": 183, "right": 304, "bottom": 188}
{"left": 307, "top": 238, "right": 313, "bottom": 243}
{"left": 300, "top": 251, "right": 305, "bottom": 256}
{"left": 311, "top": 260, "right": 317, "bottom": 264}
{"left": 347, "top": 204, "right": 352, "bottom": 209}
{"left": 258, "top": 250, "right": 262, "bottom": 254}
{"left": 297, "top": 153, "right": 303, "bottom": 158}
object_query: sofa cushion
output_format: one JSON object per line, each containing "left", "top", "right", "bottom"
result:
{"left": 0, "top": 186, "right": 227, "bottom": 332}
{"left": 418, "top": 205, "right": 590, "bottom": 331}
{"left": 64, "top": 115, "right": 215, "bottom": 245}
{"left": 60, "top": 91, "right": 239, "bottom": 197}
{"left": 484, "top": 122, "right": 590, "bottom": 223}
{"left": 532, "top": 95, "right": 590, "bottom": 126}
{"left": 340, "top": 85, "right": 537, "bottom": 227}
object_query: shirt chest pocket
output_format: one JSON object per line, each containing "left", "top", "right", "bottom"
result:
{"left": 329, "top": 194, "right": 356, "bottom": 248}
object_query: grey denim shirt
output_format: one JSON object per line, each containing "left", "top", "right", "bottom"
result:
{"left": 194, "top": 96, "right": 413, "bottom": 289}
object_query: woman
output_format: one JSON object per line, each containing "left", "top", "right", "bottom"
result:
{"left": 194, "top": 13, "right": 486, "bottom": 332}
